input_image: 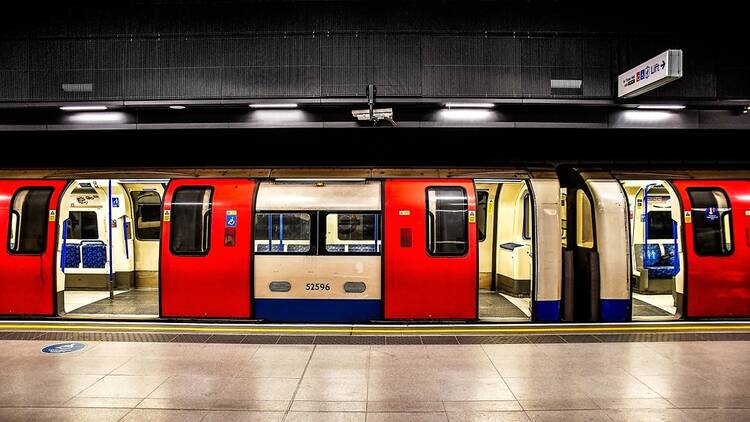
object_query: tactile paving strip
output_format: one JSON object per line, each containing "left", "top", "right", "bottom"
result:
{"left": 2, "top": 330, "right": 750, "bottom": 345}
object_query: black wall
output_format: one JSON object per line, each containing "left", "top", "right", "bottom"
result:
{"left": 1, "top": 1, "right": 747, "bottom": 103}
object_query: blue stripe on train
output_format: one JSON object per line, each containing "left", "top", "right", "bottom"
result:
{"left": 532, "top": 300, "right": 561, "bottom": 322}
{"left": 600, "top": 299, "right": 631, "bottom": 322}
{"left": 254, "top": 299, "right": 382, "bottom": 323}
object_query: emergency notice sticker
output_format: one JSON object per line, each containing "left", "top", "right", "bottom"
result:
{"left": 163, "top": 209, "right": 171, "bottom": 222}
{"left": 48, "top": 210, "right": 56, "bottom": 221}
{"left": 684, "top": 210, "right": 692, "bottom": 224}
{"left": 468, "top": 210, "right": 476, "bottom": 223}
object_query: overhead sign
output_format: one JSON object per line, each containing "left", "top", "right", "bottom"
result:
{"left": 618, "top": 49, "right": 683, "bottom": 98}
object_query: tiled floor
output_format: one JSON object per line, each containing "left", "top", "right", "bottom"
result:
{"left": 66, "top": 289, "right": 159, "bottom": 317}
{"left": 1, "top": 338, "right": 749, "bottom": 421}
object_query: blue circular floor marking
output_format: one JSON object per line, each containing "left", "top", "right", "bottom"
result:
{"left": 41, "top": 342, "right": 86, "bottom": 354}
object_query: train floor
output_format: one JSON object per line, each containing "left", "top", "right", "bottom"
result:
{"left": 479, "top": 289, "right": 531, "bottom": 320}
{"left": 1, "top": 329, "right": 749, "bottom": 421}
{"left": 632, "top": 293, "right": 678, "bottom": 320}
{"left": 63, "top": 289, "right": 159, "bottom": 318}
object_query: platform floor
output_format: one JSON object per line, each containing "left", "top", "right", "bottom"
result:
{"left": 2, "top": 334, "right": 749, "bottom": 421}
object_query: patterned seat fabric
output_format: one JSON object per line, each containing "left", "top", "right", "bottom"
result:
{"left": 326, "top": 244, "right": 345, "bottom": 252}
{"left": 287, "top": 244, "right": 309, "bottom": 252}
{"left": 82, "top": 243, "right": 107, "bottom": 268}
{"left": 644, "top": 244, "right": 678, "bottom": 278}
{"left": 64, "top": 244, "right": 81, "bottom": 268}
{"left": 349, "top": 244, "right": 377, "bottom": 253}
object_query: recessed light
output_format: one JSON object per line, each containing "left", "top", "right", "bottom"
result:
{"left": 249, "top": 103, "right": 298, "bottom": 109}
{"left": 169, "top": 105, "right": 186, "bottom": 110}
{"left": 636, "top": 104, "right": 686, "bottom": 110}
{"left": 445, "top": 103, "right": 494, "bottom": 109}
{"left": 59, "top": 105, "right": 108, "bottom": 111}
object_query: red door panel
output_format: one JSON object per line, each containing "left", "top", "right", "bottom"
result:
{"left": 160, "top": 179, "right": 254, "bottom": 318}
{"left": 384, "top": 179, "right": 477, "bottom": 319}
{"left": 0, "top": 180, "right": 68, "bottom": 315}
{"left": 673, "top": 180, "right": 750, "bottom": 317}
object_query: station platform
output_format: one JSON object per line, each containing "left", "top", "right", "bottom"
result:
{"left": 1, "top": 321, "right": 749, "bottom": 421}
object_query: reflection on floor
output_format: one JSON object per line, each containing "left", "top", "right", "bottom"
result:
{"left": 633, "top": 293, "right": 677, "bottom": 318}
{"left": 65, "top": 289, "right": 158, "bottom": 317}
{"left": 64, "top": 290, "right": 127, "bottom": 313}
{"left": 479, "top": 289, "right": 530, "bottom": 320}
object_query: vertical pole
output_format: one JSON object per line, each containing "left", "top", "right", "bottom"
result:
{"left": 108, "top": 180, "right": 114, "bottom": 301}
{"left": 279, "top": 213, "right": 284, "bottom": 252}
{"left": 374, "top": 214, "right": 379, "bottom": 252}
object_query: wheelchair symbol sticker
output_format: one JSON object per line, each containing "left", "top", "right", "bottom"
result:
{"left": 226, "top": 214, "right": 237, "bottom": 227}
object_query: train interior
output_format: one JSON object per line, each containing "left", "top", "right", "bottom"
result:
{"left": 476, "top": 180, "right": 534, "bottom": 321}
{"left": 621, "top": 180, "right": 683, "bottom": 320}
{"left": 56, "top": 179, "right": 164, "bottom": 318}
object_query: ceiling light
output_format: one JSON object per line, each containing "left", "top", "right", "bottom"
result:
{"left": 169, "top": 105, "right": 186, "bottom": 110}
{"left": 445, "top": 103, "right": 494, "bottom": 109}
{"left": 59, "top": 105, "right": 108, "bottom": 111}
{"left": 636, "top": 104, "right": 685, "bottom": 110}
{"left": 249, "top": 103, "right": 298, "bottom": 109}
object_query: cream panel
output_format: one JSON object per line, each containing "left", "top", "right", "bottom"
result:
{"left": 530, "top": 178, "right": 562, "bottom": 302}
{"left": 495, "top": 182, "right": 532, "bottom": 280}
{"left": 476, "top": 183, "right": 498, "bottom": 288}
{"left": 586, "top": 179, "right": 630, "bottom": 300}
{"left": 256, "top": 181, "right": 381, "bottom": 211}
{"left": 254, "top": 255, "right": 381, "bottom": 299}
{"left": 124, "top": 183, "right": 164, "bottom": 273}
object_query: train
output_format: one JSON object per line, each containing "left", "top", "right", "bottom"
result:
{"left": 1, "top": 167, "right": 749, "bottom": 323}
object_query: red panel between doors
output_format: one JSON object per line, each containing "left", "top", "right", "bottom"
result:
{"left": 673, "top": 180, "right": 750, "bottom": 318}
{"left": 160, "top": 179, "right": 254, "bottom": 318}
{"left": 0, "top": 180, "right": 68, "bottom": 315}
{"left": 384, "top": 179, "right": 477, "bottom": 319}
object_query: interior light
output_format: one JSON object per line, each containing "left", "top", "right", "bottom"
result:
{"left": 169, "top": 105, "right": 186, "bottom": 110}
{"left": 59, "top": 105, "right": 108, "bottom": 111}
{"left": 249, "top": 103, "right": 298, "bottom": 109}
{"left": 636, "top": 104, "right": 686, "bottom": 110}
{"left": 444, "top": 103, "right": 494, "bottom": 109}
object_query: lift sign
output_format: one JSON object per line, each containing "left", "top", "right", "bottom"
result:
{"left": 41, "top": 343, "right": 85, "bottom": 354}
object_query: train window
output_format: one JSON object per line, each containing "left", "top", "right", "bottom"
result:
{"left": 67, "top": 211, "right": 99, "bottom": 239}
{"left": 131, "top": 191, "right": 162, "bottom": 240}
{"left": 254, "top": 212, "right": 311, "bottom": 253}
{"left": 576, "top": 190, "right": 594, "bottom": 248}
{"left": 169, "top": 187, "right": 213, "bottom": 255}
{"left": 647, "top": 211, "right": 673, "bottom": 240}
{"left": 687, "top": 188, "right": 733, "bottom": 256}
{"left": 476, "top": 191, "right": 489, "bottom": 242}
{"left": 426, "top": 187, "right": 468, "bottom": 256}
{"left": 326, "top": 213, "right": 381, "bottom": 253}
{"left": 7, "top": 188, "right": 53, "bottom": 254}
{"left": 522, "top": 193, "right": 532, "bottom": 240}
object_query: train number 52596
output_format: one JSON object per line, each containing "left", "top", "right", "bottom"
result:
{"left": 305, "top": 283, "right": 331, "bottom": 291}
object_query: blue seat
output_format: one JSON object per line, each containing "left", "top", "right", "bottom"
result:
{"left": 288, "top": 244, "right": 309, "bottom": 252}
{"left": 63, "top": 244, "right": 81, "bottom": 268}
{"left": 81, "top": 243, "right": 107, "bottom": 268}
{"left": 644, "top": 244, "right": 678, "bottom": 278}
{"left": 349, "top": 244, "right": 377, "bottom": 253}
{"left": 326, "top": 244, "right": 345, "bottom": 252}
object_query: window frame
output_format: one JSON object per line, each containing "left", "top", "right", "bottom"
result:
{"left": 169, "top": 186, "right": 214, "bottom": 256}
{"left": 321, "top": 211, "right": 382, "bottom": 256}
{"left": 522, "top": 192, "right": 532, "bottom": 240}
{"left": 6, "top": 187, "right": 54, "bottom": 255}
{"left": 687, "top": 187, "right": 734, "bottom": 257}
{"left": 67, "top": 210, "right": 100, "bottom": 240}
{"left": 425, "top": 186, "right": 469, "bottom": 257}
{"left": 476, "top": 190, "right": 489, "bottom": 242}
{"left": 130, "top": 190, "right": 162, "bottom": 241}
{"left": 253, "top": 210, "right": 316, "bottom": 255}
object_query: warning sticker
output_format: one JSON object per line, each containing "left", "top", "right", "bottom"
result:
{"left": 48, "top": 210, "right": 56, "bottom": 222}
{"left": 684, "top": 210, "right": 692, "bottom": 224}
{"left": 468, "top": 210, "right": 476, "bottom": 223}
{"left": 163, "top": 209, "right": 171, "bottom": 222}
{"left": 398, "top": 210, "right": 410, "bottom": 216}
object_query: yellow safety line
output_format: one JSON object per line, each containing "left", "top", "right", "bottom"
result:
{"left": 2, "top": 323, "right": 750, "bottom": 335}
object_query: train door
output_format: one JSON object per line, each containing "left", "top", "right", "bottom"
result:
{"left": 620, "top": 180, "right": 683, "bottom": 320}
{"left": 384, "top": 179, "right": 477, "bottom": 320}
{"left": 160, "top": 179, "right": 254, "bottom": 318}
{"left": 0, "top": 180, "right": 67, "bottom": 315}
{"left": 253, "top": 180, "right": 382, "bottom": 323}
{"left": 672, "top": 180, "right": 750, "bottom": 317}
{"left": 475, "top": 176, "right": 562, "bottom": 322}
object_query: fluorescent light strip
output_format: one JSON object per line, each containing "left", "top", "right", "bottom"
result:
{"left": 249, "top": 103, "right": 298, "bottom": 109}
{"left": 636, "top": 104, "right": 685, "bottom": 110}
{"left": 445, "top": 103, "right": 494, "bottom": 109}
{"left": 169, "top": 105, "right": 186, "bottom": 110}
{"left": 59, "top": 105, "right": 108, "bottom": 111}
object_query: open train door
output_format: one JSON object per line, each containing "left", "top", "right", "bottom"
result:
{"left": 160, "top": 179, "right": 255, "bottom": 318}
{"left": 384, "top": 179, "right": 477, "bottom": 320}
{"left": 0, "top": 180, "right": 68, "bottom": 315}
{"left": 673, "top": 180, "right": 750, "bottom": 317}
